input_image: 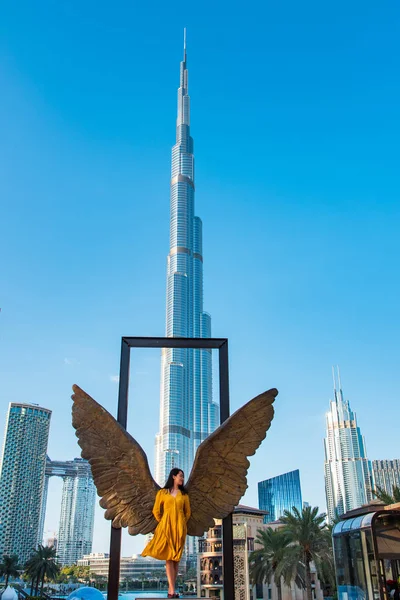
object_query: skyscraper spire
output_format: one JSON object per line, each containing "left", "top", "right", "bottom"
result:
{"left": 178, "top": 28, "right": 189, "bottom": 123}
{"left": 337, "top": 365, "right": 342, "bottom": 391}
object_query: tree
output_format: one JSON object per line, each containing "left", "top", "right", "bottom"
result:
{"left": 24, "top": 545, "right": 60, "bottom": 597}
{"left": 59, "top": 564, "right": 84, "bottom": 583}
{"left": 75, "top": 565, "right": 90, "bottom": 584}
{"left": 318, "top": 533, "right": 337, "bottom": 596}
{"left": 56, "top": 565, "right": 76, "bottom": 584}
{"left": 373, "top": 485, "right": 400, "bottom": 505}
{"left": 249, "top": 528, "right": 304, "bottom": 600}
{"left": 184, "top": 567, "right": 197, "bottom": 580}
{"left": 0, "top": 554, "right": 20, "bottom": 587}
{"left": 280, "top": 506, "right": 331, "bottom": 600}
{"left": 92, "top": 574, "right": 107, "bottom": 590}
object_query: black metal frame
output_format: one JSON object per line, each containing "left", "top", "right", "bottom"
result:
{"left": 107, "top": 336, "right": 234, "bottom": 600}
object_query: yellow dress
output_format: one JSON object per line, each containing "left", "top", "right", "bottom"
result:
{"left": 142, "top": 489, "right": 191, "bottom": 562}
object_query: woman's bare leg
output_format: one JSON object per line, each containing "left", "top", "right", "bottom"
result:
{"left": 174, "top": 560, "right": 179, "bottom": 577}
{"left": 172, "top": 561, "right": 180, "bottom": 595}
{"left": 174, "top": 560, "right": 179, "bottom": 583}
{"left": 166, "top": 560, "right": 175, "bottom": 595}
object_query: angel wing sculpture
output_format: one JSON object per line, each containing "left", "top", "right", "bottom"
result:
{"left": 71, "top": 384, "right": 278, "bottom": 537}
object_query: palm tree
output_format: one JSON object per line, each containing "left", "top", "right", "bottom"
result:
{"left": 373, "top": 485, "right": 400, "bottom": 505}
{"left": 24, "top": 557, "right": 37, "bottom": 596}
{"left": 280, "top": 506, "right": 330, "bottom": 600}
{"left": 249, "top": 528, "right": 304, "bottom": 600}
{"left": 314, "top": 527, "right": 337, "bottom": 595}
{"left": 24, "top": 545, "right": 60, "bottom": 597}
{"left": 0, "top": 554, "right": 20, "bottom": 587}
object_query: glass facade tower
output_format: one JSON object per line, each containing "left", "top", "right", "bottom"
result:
{"left": 0, "top": 403, "right": 51, "bottom": 563}
{"left": 324, "top": 368, "right": 372, "bottom": 522}
{"left": 155, "top": 31, "right": 219, "bottom": 486}
{"left": 371, "top": 459, "right": 400, "bottom": 498}
{"left": 258, "top": 469, "right": 303, "bottom": 524}
{"left": 43, "top": 458, "right": 96, "bottom": 565}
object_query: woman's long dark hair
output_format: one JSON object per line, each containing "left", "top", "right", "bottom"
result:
{"left": 163, "top": 468, "right": 188, "bottom": 495}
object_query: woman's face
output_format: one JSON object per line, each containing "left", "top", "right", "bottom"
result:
{"left": 173, "top": 470, "right": 184, "bottom": 486}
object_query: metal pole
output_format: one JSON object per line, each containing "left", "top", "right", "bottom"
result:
{"left": 103, "top": 336, "right": 230, "bottom": 599}
{"left": 107, "top": 339, "right": 131, "bottom": 600}
{"left": 244, "top": 523, "right": 250, "bottom": 600}
{"left": 219, "top": 340, "right": 234, "bottom": 600}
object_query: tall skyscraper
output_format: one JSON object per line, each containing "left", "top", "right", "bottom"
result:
{"left": 324, "top": 368, "right": 372, "bottom": 522}
{"left": 0, "top": 403, "right": 51, "bottom": 563}
{"left": 43, "top": 458, "right": 96, "bottom": 565}
{"left": 155, "top": 31, "right": 219, "bottom": 486}
{"left": 371, "top": 459, "right": 400, "bottom": 498}
{"left": 258, "top": 469, "right": 303, "bottom": 524}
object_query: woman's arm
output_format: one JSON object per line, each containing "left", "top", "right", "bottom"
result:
{"left": 152, "top": 490, "right": 164, "bottom": 522}
{"left": 184, "top": 493, "right": 191, "bottom": 522}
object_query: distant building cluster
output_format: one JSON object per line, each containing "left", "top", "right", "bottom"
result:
{"left": 1, "top": 373, "right": 398, "bottom": 572}
{"left": 255, "top": 368, "right": 400, "bottom": 530}
{"left": 0, "top": 401, "right": 96, "bottom": 565}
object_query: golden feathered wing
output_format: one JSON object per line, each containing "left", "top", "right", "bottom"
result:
{"left": 185, "top": 388, "right": 278, "bottom": 536}
{"left": 71, "top": 385, "right": 277, "bottom": 538}
{"left": 71, "top": 384, "right": 160, "bottom": 535}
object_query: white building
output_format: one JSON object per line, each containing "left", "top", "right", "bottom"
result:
{"left": 77, "top": 553, "right": 165, "bottom": 581}
{"left": 324, "top": 368, "right": 372, "bottom": 522}
{"left": 44, "top": 458, "right": 96, "bottom": 565}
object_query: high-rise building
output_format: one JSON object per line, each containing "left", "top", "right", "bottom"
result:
{"left": 43, "top": 458, "right": 96, "bottom": 565}
{"left": 324, "top": 368, "right": 372, "bottom": 522}
{"left": 258, "top": 469, "right": 303, "bottom": 524}
{"left": 371, "top": 459, "right": 400, "bottom": 498}
{"left": 0, "top": 403, "right": 51, "bottom": 563}
{"left": 155, "top": 31, "right": 218, "bottom": 486}
{"left": 43, "top": 531, "right": 58, "bottom": 550}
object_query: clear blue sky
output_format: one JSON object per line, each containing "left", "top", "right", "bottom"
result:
{"left": 1, "top": 0, "right": 399, "bottom": 556}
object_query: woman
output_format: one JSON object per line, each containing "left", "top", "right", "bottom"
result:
{"left": 142, "top": 468, "right": 191, "bottom": 599}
